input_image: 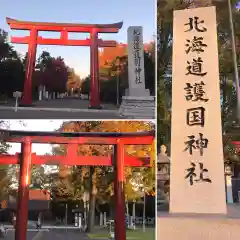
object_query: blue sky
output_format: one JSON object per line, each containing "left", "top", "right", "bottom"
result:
{"left": 0, "top": 0, "right": 155, "bottom": 77}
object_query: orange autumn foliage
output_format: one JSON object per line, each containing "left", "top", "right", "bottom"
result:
{"left": 99, "top": 43, "right": 127, "bottom": 68}
{"left": 98, "top": 41, "right": 155, "bottom": 80}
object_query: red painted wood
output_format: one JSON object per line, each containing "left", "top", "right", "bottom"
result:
{"left": 114, "top": 141, "right": 126, "bottom": 240}
{"left": 11, "top": 36, "right": 92, "bottom": 46}
{"left": 61, "top": 30, "right": 68, "bottom": 41}
{"left": 6, "top": 136, "right": 118, "bottom": 144}
{"left": 0, "top": 154, "right": 18, "bottom": 164}
{"left": 21, "top": 28, "right": 38, "bottom": 105}
{"left": 89, "top": 29, "right": 100, "bottom": 108}
{"left": 5, "top": 135, "right": 153, "bottom": 145}
{"left": 232, "top": 141, "right": 240, "bottom": 146}
{"left": 6, "top": 17, "right": 123, "bottom": 33}
{"left": 16, "top": 137, "right": 32, "bottom": 240}
{"left": 67, "top": 144, "right": 78, "bottom": 157}
{"left": 10, "top": 24, "right": 121, "bottom": 33}
{"left": 121, "top": 136, "right": 154, "bottom": 145}
{"left": 0, "top": 154, "right": 150, "bottom": 167}
{"left": 11, "top": 36, "right": 117, "bottom": 47}
{"left": 232, "top": 141, "right": 240, "bottom": 152}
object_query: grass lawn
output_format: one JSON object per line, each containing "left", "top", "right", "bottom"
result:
{"left": 87, "top": 228, "right": 155, "bottom": 239}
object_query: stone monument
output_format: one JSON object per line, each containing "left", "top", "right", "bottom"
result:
{"left": 158, "top": 6, "right": 240, "bottom": 240}
{"left": 119, "top": 26, "right": 155, "bottom": 118}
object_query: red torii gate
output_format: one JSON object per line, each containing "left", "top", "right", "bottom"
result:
{"left": 232, "top": 141, "right": 240, "bottom": 151}
{"left": 0, "top": 129, "right": 154, "bottom": 240}
{"left": 6, "top": 18, "right": 123, "bottom": 109}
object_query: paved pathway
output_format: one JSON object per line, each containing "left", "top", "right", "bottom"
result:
{"left": 36, "top": 229, "right": 91, "bottom": 240}
{"left": 0, "top": 99, "right": 122, "bottom": 119}
{"left": 4, "top": 229, "right": 93, "bottom": 240}
{"left": 0, "top": 108, "right": 122, "bottom": 119}
{"left": 0, "top": 98, "right": 117, "bottom": 110}
{"left": 4, "top": 230, "right": 45, "bottom": 240}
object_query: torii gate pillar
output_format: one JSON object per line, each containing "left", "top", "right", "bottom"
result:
{"left": 89, "top": 29, "right": 100, "bottom": 108}
{"left": 22, "top": 28, "right": 38, "bottom": 106}
{"left": 15, "top": 137, "right": 32, "bottom": 240}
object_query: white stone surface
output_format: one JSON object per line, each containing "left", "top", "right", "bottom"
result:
{"left": 127, "top": 26, "right": 149, "bottom": 97}
{"left": 170, "top": 6, "right": 226, "bottom": 214}
{"left": 119, "top": 96, "right": 155, "bottom": 119}
{"left": 38, "top": 90, "right": 42, "bottom": 101}
{"left": 119, "top": 26, "right": 154, "bottom": 118}
{"left": 158, "top": 213, "right": 240, "bottom": 240}
{"left": 226, "top": 175, "right": 233, "bottom": 203}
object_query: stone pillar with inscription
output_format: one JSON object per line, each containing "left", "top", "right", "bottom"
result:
{"left": 158, "top": 6, "right": 240, "bottom": 240}
{"left": 119, "top": 26, "right": 155, "bottom": 118}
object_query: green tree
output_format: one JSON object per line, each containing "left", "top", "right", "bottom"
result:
{"left": 0, "top": 29, "right": 24, "bottom": 99}
{"left": 81, "top": 76, "right": 91, "bottom": 98}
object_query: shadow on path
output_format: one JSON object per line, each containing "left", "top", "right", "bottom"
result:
{"left": 0, "top": 98, "right": 118, "bottom": 110}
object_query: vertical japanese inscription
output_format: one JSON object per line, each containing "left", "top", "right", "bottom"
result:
{"left": 183, "top": 16, "right": 211, "bottom": 185}
{"left": 133, "top": 29, "right": 142, "bottom": 84}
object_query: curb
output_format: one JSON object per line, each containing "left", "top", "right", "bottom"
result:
{"left": 32, "top": 231, "right": 44, "bottom": 240}
{"left": 0, "top": 106, "right": 119, "bottom": 114}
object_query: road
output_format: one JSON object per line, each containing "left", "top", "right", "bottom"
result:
{"left": 4, "top": 231, "right": 36, "bottom": 240}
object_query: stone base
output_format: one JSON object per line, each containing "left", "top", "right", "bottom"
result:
{"left": 88, "top": 105, "right": 102, "bottom": 110}
{"left": 158, "top": 213, "right": 240, "bottom": 240}
{"left": 119, "top": 96, "right": 155, "bottom": 119}
{"left": 125, "top": 88, "right": 150, "bottom": 97}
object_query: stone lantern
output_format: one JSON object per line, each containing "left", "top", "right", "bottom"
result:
{"left": 157, "top": 145, "right": 170, "bottom": 206}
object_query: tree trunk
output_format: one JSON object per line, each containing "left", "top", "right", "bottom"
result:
{"left": 86, "top": 167, "right": 97, "bottom": 233}
{"left": 109, "top": 197, "right": 114, "bottom": 220}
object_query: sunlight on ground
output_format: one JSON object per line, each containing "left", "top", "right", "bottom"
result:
{"left": 87, "top": 228, "right": 155, "bottom": 240}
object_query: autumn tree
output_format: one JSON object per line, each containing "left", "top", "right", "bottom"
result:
{"left": 97, "top": 39, "right": 156, "bottom": 104}
{"left": 51, "top": 121, "right": 155, "bottom": 232}
{"left": 99, "top": 43, "right": 127, "bottom": 77}
{"left": 0, "top": 121, "right": 13, "bottom": 200}
{"left": 81, "top": 75, "right": 90, "bottom": 98}
{"left": 0, "top": 142, "right": 11, "bottom": 200}
{"left": 66, "top": 69, "right": 81, "bottom": 95}
{"left": 34, "top": 51, "right": 69, "bottom": 96}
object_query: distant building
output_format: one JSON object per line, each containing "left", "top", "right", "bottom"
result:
{"left": 3, "top": 189, "right": 50, "bottom": 211}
